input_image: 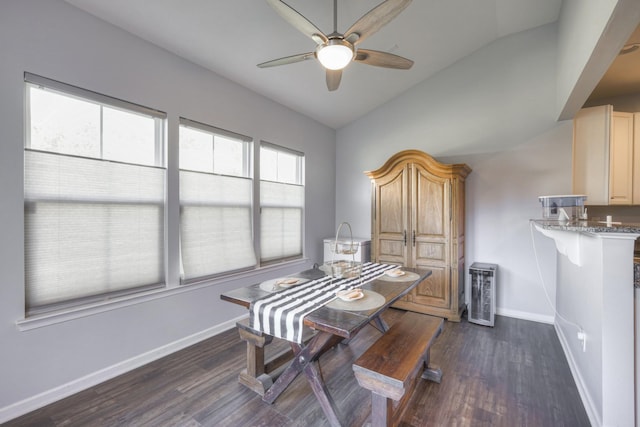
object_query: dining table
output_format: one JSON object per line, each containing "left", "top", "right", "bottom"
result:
{"left": 220, "top": 262, "right": 431, "bottom": 427}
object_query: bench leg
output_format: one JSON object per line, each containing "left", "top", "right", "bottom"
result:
{"left": 371, "top": 392, "right": 393, "bottom": 427}
{"left": 421, "top": 348, "right": 442, "bottom": 383}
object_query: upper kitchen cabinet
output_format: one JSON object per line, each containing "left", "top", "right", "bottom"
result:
{"left": 573, "top": 105, "right": 638, "bottom": 205}
{"left": 365, "top": 150, "right": 471, "bottom": 321}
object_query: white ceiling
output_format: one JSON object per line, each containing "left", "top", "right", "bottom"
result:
{"left": 64, "top": 0, "right": 563, "bottom": 129}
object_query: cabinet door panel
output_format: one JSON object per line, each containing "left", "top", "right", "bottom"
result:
{"left": 413, "top": 266, "right": 450, "bottom": 309}
{"left": 373, "top": 166, "right": 408, "bottom": 262}
{"left": 609, "top": 112, "right": 634, "bottom": 204}
{"left": 378, "top": 173, "right": 405, "bottom": 235}
{"left": 572, "top": 105, "right": 611, "bottom": 205}
{"left": 416, "top": 242, "right": 445, "bottom": 263}
{"left": 378, "top": 239, "right": 405, "bottom": 264}
{"left": 414, "top": 167, "right": 446, "bottom": 237}
{"left": 412, "top": 165, "right": 449, "bottom": 267}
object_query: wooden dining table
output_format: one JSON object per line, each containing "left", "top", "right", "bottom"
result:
{"left": 220, "top": 265, "right": 431, "bottom": 427}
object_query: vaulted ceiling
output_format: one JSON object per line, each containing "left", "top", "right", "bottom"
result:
{"left": 64, "top": 0, "right": 566, "bottom": 129}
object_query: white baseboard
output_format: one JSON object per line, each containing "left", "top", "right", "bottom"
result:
{"left": 554, "top": 323, "right": 600, "bottom": 427}
{"left": 0, "top": 315, "right": 247, "bottom": 424}
{"left": 496, "top": 307, "right": 555, "bottom": 324}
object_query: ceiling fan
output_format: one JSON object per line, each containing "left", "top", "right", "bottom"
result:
{"left": 258, "top": 0, "right": 414, "bottom": 91}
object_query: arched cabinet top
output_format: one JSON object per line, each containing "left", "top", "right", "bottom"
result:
{"left": 364, "top": 150, "right": 471, "bottom": 180}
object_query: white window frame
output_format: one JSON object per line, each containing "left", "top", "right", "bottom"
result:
{"left": 259, "top": 141, "right": 305, "bottom": 265}
{"left": 178, "top": 118, "right": 256, "bottom": 283}
{"left": 19, "top": 74, "right": 309, "bottom": 327}
{"left": 24, "top": 73, "right": 167, "bottom": 316}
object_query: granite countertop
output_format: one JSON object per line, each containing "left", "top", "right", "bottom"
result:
{"left": 532, "top": 219, "right": 640, "bottom": 234}
{"left": 533, "top": 219, "right": 640, "bottom": 288}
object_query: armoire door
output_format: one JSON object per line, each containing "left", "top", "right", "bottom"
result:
{"left": 372, "top": 164, "right": 408, "bottom": 265}
{"left": 410, "top": 163, "right": 451, "bottom": 309}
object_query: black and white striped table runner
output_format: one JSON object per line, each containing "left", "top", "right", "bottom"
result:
{"left": 250, "top": 262, "right": 396, "bottom": 343}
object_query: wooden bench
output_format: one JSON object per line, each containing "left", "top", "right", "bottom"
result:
{"left": 352, "top": 311, "right": 444, "bottom": 427}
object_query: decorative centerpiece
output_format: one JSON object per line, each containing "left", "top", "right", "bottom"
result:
{"left": 326, "top": 222, "right": 362, "bottom": 283}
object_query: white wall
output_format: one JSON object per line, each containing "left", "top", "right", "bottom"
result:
{"left": 0, "top": 0, "right": 335, "bottom": 420}
{"left": 449, "top": 124, "right": 571, "bottom": 322}
{"left": 335, "top": 23, "right": 567, "bottom": 322}
{"left": 551, "top": 230, "right": 638, "bottom": 426}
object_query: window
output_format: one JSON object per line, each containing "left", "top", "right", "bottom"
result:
{"left": 23, "top": 74, "right": 306, "bottom": 318}
{"left": 260, "top": 142, "right": 304, "bottom": 264}
{"left": 179, "top": 119, "right": 256, "bottom": 282}
{"left": 24, "top": 73, "right": 166, "bottom": 313}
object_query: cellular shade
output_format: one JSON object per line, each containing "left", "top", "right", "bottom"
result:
{"left": 24, "top": 150, "right": 165, "bottom": 309}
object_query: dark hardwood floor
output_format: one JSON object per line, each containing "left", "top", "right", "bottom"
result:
{"left": 5, "top": 310, "right": 590, "bottom": 427}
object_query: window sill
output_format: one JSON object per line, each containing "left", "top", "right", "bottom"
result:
{"left": 16, "top": 258, "right": 309, "bottom": 331}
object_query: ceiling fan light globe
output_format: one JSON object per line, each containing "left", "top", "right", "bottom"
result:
{"left": 317, "top": 41, "right": 354, "bottom": 70}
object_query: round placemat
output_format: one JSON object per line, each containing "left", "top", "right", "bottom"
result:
{"left": 326, "top": 290, "right": 385, "bottom": 311}
{"left": 378, "top": 270, "right": 420, "bottom": 282}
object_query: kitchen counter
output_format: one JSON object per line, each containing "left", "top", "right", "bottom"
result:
{"left": 533, "top": 219, "right": 640, "bottom": 234}
{"left": 532, "top": 220, "right": 640, "bottom": 426}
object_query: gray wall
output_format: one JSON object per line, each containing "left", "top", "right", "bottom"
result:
{"left": 335, "top": 23, "right": 566, "bottom": 321}
{"left": 0, "top": 0, "right": 335, "bottom": 420}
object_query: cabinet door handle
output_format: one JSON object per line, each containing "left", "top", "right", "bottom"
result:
{"left": 412, "top": 230, "right": 416, "bottom": 247}
{"left": 403, "top": 230, "right": 407, "bottom": 246}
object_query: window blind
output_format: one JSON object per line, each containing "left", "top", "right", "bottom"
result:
{"left": 260, "top": 180, "right": 304, "bottom": 263}
{"left": 24, "top": 150, "right": 165, "bottom": 310}
{"left": 178, "top": 119, "right": 256, "bottom": 283}
{"left": 179, "top": 170, "right": 257, "bottom": 281}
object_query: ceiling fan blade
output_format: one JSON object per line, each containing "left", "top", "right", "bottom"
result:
{"left": 266, "top": 0, "right": 328, "bottom": 45}
{"left": 326, "top": 69, "right": 342, "bottom": 91}
{"left": 257, "top": 52, "right": 315, "bottom": 68}
{"left": 355, "top": 49, "right": 413, "bottom": 69}
{"left": 344, "top": 0, "right": 412, "bottom": 45}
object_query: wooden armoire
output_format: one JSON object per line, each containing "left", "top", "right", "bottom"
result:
{"left": 365, "top": 150, "right": 471, "bottom": 321}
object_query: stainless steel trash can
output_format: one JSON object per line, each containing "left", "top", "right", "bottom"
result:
{"left": 469, "top": 263, "right": 498, "bottom": 327}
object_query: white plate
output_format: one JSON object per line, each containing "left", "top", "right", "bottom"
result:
{"left": 336, "top": 289, "right": 364, "bottom": 302}
{"left": 385, "top": 269, "right": 405, "bottom": 278}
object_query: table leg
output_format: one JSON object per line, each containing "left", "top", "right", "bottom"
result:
{"left": 303, "top": 358, "right": 342, "bottom": 427}
{"left": 236, "top": 320, "right": 322, "bottom": 396}
{"left": 371, "top": 315, "right": 389, "bottom": 333}
{"left": 237, "top": 324, "right": 274, "bottom": 395}
{"left": 262, "top": 331, "right": 344, "bottom": 425}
